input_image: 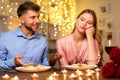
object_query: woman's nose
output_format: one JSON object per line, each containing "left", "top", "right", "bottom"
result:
{"left": 83, "top": 21, "right": 87, "bottom": 26}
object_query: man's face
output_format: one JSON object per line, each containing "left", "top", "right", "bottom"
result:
{"left": 20, "top": 10, "right": 40, "bottom": 32}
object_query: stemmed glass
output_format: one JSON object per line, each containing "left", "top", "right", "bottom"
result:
{"left": 105, "top": 39, "right": 115, "bottom": 54}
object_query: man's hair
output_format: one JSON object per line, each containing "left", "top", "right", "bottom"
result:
{"left": 17, "top": 1, "right": 40, "bottom": 17}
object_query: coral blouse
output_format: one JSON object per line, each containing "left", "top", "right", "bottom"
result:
{"left": 56, "top": 34, "right": 100, "bottom": 67}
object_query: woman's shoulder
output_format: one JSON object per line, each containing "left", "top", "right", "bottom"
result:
{"left": 57, "top": 34, "right": 72, "bottom": 41}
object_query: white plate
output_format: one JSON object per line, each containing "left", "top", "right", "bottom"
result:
{"left": 64, "top": 64, "right": 97, "bottom": 70}
{"left": 15, "top": 65, "right": 51, "bottom": 72}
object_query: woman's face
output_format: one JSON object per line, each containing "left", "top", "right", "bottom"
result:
{"left": 75, "top": 13, "right": 94, "bottom": 33}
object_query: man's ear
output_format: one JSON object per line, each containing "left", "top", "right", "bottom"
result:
{"left": 19, "top": 16, "right": 24, "bottom": 24}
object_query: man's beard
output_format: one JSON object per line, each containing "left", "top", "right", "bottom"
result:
{"left": 24, "top": 24, "right": 34, "bottom": 33}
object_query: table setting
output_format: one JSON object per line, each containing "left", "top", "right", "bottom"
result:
{"left": 1, "top": 54, "right": 120, "bottom": 80}
{"left": 0, "top": 64, "right": 120, "bottom": 80}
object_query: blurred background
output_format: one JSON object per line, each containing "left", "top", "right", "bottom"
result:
{"left": 0, "top": 0, "right": 120, "bottom": 65}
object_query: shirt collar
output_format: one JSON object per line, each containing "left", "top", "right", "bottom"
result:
{"left": 16, "top": 27, "right": 40, "bottom": 39}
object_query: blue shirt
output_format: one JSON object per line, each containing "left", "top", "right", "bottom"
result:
{"left": 0, "top": 27, "right": 49, "bottom": 70}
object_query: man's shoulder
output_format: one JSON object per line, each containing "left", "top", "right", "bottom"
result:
{"left": 0, "top": 29, "right": 16, "bottom": 36}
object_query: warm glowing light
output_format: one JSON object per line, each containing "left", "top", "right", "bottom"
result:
{"left": 32, "top": 0, "right": 76, "bottom": 39}
{"left": 0, "top": 0, "right": 19, "bottom": 30}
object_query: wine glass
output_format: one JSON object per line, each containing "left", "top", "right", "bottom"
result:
{"left": 105, "top": 39, "right": 115, "bottom": 54}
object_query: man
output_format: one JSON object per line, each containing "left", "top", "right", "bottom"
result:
{"left": 0, "top": 1, "right": 49, "bottom": 70}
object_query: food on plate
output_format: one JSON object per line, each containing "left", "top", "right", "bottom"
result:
{"left": 15, "top": 64, "right": 51, "bottom": 72}
{"left": 64, "top": 63, "right": 97, "bottom": 70}
{"left": 23, "top": 64, "right": 47, "bottom": 70}
{"left": 71, "top": 63, "right": 87, "bottom": 67}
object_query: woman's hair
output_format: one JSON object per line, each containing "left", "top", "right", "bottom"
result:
{"left": 73, "top": 9, "right": 103, "bottom": 66}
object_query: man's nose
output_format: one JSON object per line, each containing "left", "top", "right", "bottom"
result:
{"left": 36, "top": 18, "right": 40, "bottom": 23}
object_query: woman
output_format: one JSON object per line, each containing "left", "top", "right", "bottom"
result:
{"left": 56, "top": 9, "right": 103, "bottom": 67}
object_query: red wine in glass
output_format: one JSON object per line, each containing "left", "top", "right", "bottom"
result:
{"left": 105, "top": 46, "right": 114, "bottom": 54}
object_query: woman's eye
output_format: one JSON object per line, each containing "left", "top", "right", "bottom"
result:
{"left": 80, "top": 18, "right": 84, "bottom": 21}
{"left": 87, "top": 22, "right": 93, "bottom": 25}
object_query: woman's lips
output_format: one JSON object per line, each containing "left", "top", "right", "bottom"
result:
{"left": 80, "top": 27, "right": 86, "bottom": 30}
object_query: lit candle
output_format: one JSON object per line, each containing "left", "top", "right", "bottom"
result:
{"left": 95, "top": 68, "right": 100, "bottom": 80}
{"left": 10, "top": 76, "right": 20, "bottom": 80}
{"left": 78, "top": 77, "right": 83, "bottom": 80}
{"left": 31, "top": 73, "right": 39, "bottom": 80}
{"left": 69, "top": 73, "right": 77, "bottom": 80}
{"left": 108, "top": 39, "right": 111, "bottom": 46}
{"left": 90, "top": 70, "right": 95, "bottom": 74}
{"left": 51, "top": 72, "right": 59, "bottom": 79}
{"left": 46, "top": 76, "right": 56, "bottom": 80}
{"left": 96, "top": 72, "right": 100, "bottom": 80}
{"left": 95, "top": 68, "right": 101, "bottom": 72}
{"left": 63, "top": 73, "right": 67, "bottom": 80}
{"left": 86, "top": 69, "right": 91, "bottom": 73}
{"left": 61, "top": 69, "right": 68, "bottom": 80}
{"left": 61, "top": 69, "right": 68, "bottom": 74}
{"left": 1, "top": 74, "right": 10, "bottom": 80}
{"left": 87, "top": 77, "right": 91, "bottom": 80}
{"left": 75, "top": 69, "right": 83, "bottom": 77}
{"left": 86, "top": 72, "right": 92, "bottom": 77}
{"left": 90, "top": 70, "right": 95, "bottom": 79}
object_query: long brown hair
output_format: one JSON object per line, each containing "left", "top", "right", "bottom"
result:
{"left": 73, "top": 9, "right": 103, "bottom": 66}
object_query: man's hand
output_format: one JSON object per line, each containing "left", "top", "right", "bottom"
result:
{"left": 14, "top": 55, "right": 34, "bottom": 67}
{"left": 14, "top": 55, "right": 25, "bottom": 66}
{"left": 48, "top": 53, "right": 62, "bottom": 66}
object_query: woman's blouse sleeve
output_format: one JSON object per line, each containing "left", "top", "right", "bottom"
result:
{"left": 56, "top": 39, "right": 69, "bottom": 67}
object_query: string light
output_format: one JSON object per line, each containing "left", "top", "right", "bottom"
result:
{"left": 0, "top": 0, "right": 75, "bottom": 39}
{"left": 0, "top": 0, "right": 19, "bottom": 30}
{"left": 32, "top": 0, "right": 76, "bottom": 39}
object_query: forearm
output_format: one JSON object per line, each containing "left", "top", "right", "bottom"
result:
{"left": 0, "top": 58, "right": 16, "bottom": 70}
{"left": 87, "top": 36, "right": 98, "bottom": 61}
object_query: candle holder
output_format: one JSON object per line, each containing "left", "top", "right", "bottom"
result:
{"left": 46, "top": 76, "right": 57, "bottom": 80}
{"left": 63, "top": 73, "right": 68, "bottom": 80}
{"left": 85, "top": 72, "right": 92, "bottom": 80}
{"left": 61, "top": 69, "right": 68, "bottom": 80}
{"left": 95, "top": 68, "right": 101, "bottom": 72}
{"left": 31, "top": 73, "right": 39, "bottom": 80}
{"left": 69, "top": 73, "right": 77, "bottom": 80}
{"left": 78, "top": 77, "right": 83, "bottom": 80}
{"left": 95, "top": 71, "right": 100, "bottom": 80}
{"left": 10, "top": 76, "right": 20, "bottom": 80}
{"left": 75, "top": 70, "right": 84, "bottom": 77}
{"left": 90, "top": 70, "right": 95, "bottom": 79}
{"left": 1, "top": 74, "right": 10, "bottom": 80}
{"left": 51, "top": 72, "right": 59, "bottom": 80}
{"left": 61, "top": 69, "right": 68, "bottom": 74}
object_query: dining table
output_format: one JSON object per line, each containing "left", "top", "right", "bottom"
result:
{"left": 0, "top": 67, "right": 120, "bottom": 80}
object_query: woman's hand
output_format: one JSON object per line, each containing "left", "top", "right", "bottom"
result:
{"left": 86, "top": 26, "right": 95, "bottom": 38}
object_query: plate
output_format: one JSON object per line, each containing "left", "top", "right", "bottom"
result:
{"left": 64, "top": 64, "right": 97, "bottom": 70}
{"left": 15, "top": 64, "right": 51, "bottom": 72}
